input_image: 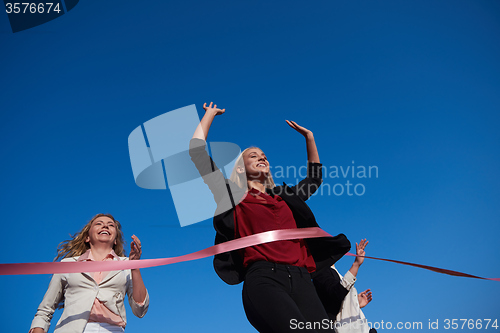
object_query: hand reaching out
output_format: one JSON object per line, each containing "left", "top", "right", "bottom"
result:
{"left": 203, "top": 102, "right": 225, "bottom": 116}
{"left": 129, "top": 235, "right": 142, "bottom": 260}
{"left": 192, "top": 102, "right": 225, "bottom": 140}
{"left": 286, "top": 120, "right": 320, "bottom": 162}
{"left": 354, "top": 238, "right": 369, "bottom": 266}
{"left": 128, "top": 235, "right": 147, "bottom": 303}
{"left": 358, "top": 289, "right": 373, "bottom": 308}
{"left": 286, "top": 120, "right": 313, "bottom": 138}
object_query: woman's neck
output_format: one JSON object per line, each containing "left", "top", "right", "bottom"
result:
{"left": 90, "top": 245, "right": 114, "bottom": 261}
{"left": 247, "top": 181, "right": 266, "bottom": 193}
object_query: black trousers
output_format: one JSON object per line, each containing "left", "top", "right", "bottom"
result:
{"left": 242, "top": 261, "right": 335, "bottom": 333}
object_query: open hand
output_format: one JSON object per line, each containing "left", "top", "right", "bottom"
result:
{"left": 129, "top": 235, "right": 142, "bottom": 260}
{"left": 286, "top": 120, "right": 313, "bottom": 138}
{"left": 203, "top": 102, "right": 225, "bottom": 116}
{"left": 358, "top": 289, "right": 373, "bottom": 308}
{"left": 354, "top": 238, "right": 369, "bottom": 266}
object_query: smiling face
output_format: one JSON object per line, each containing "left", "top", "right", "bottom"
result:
{"left": 230, "top": 147, "right": 276, "bottom": 190}
{"left": 239, "top": 148, "right": 270, "bottom": 180}
{"left": 85, "top": 215, "right": 117, "bottom": 248}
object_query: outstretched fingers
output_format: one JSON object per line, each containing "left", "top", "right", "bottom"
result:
{"left": 130, "top": 235, "right": 142, "bottom": 260}
{"left": 358, "top": 238, "right": 369, "bottom": 250}
{"left": 358, "top": 289, "right": 373, "bottom": 308}
{"left": 361, "top": 289, "right": 373, "bottom": 302}
{"left": 203, "top": 101, "right": 225, "bottom": 115}
{"left": 286, "top": 120, "right": 302, "bottom": 130}
{"left": 203, "top": 102, "right": 214, "bottom": 110}
{"left": 285, "top": 120, "right": 312, "bottom": 137}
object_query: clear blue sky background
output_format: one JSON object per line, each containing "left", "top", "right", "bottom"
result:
{"left": 1, "top": 1, "right": 499, "bottom": 332}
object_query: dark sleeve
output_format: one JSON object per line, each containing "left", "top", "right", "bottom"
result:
{"left": 190, "top": 139, "right": 245, "bottom": 285}
{"left": 313, "top": 266, "right": 349, "bottom": 320}
{"left": 189, "top": 138, "right": 231, "bottom": 205}
{"left": 288, "top": 162, "right": 323, "bottom": 201}
{"left": 213, "top": 222, "right": 245, "bottom": 285}
{"left": 309, "top": 233, "right": 351, "bottom": 274}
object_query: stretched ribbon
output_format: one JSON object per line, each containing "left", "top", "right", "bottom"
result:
{"left": 344, "top": 253, "right": 500, "bottom": 282}
{"left": 0, "top": 227, "right": 498, "bottom": 282}
{"left": 0, "top": 228, "right": 330, "bottom": 275}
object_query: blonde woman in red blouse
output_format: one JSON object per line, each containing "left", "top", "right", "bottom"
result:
{"left": 190, "top": 102, "right": 350, "bottom": 332}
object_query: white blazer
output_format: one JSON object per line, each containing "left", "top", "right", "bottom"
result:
{"left": 30, "top": 256, "right": 149, "bottom": 333}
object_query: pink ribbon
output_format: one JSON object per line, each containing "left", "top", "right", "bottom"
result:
{"left": 0, "top": 228, "right": 330, "bottom": 275}
{"left": 344, "top": 253, "right": 500, "bottom": 282}
{"left": 0, "top": 227, "right": 498, "bottom": 282}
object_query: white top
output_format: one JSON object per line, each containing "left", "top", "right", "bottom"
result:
{"left": 332, "top": 266, "right": 369, "bottom": 333}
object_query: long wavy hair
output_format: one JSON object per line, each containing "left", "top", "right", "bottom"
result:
{"left": 229, "top": 147, "right": 276, "bottom": 190}
{"left": 54, "top": 213, "right": 126, "bottom": 261}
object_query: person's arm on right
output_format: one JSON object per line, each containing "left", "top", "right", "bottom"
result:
{"left": 333, "top": 239, "right": 369, "bottom": 292}
{"left": 285, "top": 120, "right": 323, "bottom": 200}
{"left": 347, "top": 239, "right": 368, "bottom": 278}
{"left": 286, "top": 120, "right": 320, "bottom": 163}
{"left": 358, "top": 289, "right": 373, "bottom": 308}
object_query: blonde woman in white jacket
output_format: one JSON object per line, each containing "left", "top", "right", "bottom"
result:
{"left": 30, "top": 214, "right": 149, "bottom": 333}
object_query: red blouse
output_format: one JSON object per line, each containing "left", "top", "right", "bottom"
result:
{"left": 234, "top": 188, "right": 316, "bottom": 272}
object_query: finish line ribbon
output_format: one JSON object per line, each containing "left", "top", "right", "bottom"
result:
{"left": 344, "top": 253, "right": 500, "bottom": 282}
{"left": 0, "top": 227, "right": 498, "bottom": 282}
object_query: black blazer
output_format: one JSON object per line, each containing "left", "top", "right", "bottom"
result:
{"left": 189, "top": 138, "right": 350, "bottom": 285}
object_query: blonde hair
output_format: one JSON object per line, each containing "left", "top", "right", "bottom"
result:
{"left": 229, "top": 147, "right": 276, "bottom": 190}
{"left": 55, "top": 213, "right": 126, "bottom": 261}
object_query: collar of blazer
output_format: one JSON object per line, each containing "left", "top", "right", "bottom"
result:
{"left": 69, "top": 256, "right": 128, "bottom": 285}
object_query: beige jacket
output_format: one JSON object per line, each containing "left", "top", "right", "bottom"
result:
{"left": 30, "top": 256, "right": 149, "bottom": 333}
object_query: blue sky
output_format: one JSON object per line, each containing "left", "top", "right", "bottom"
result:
{"left": 1, "top": 0, "right": 499, "bottom": 332}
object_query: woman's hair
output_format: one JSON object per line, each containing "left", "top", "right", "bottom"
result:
{"left": 54, "top": 213, "right": 126, "bottom": 261}
{"left": 229, "top": 147, "right": 276, "bottom": 189}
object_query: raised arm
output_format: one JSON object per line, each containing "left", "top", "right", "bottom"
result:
{"left": 190, "top": 102, "right": 235, "bottom": 205}
{"left": 327, "top": 239, "right": 369, "bottom": 294}
{"left": 286, "top": 120, "right": 320, "bottom": 163}
{"left": 192, "top": 102, "right": 226, "bottom": 141}
{"left": 129, "top": 235, "right": 148, "bottom": 307}
{"left": 347, "top": 239, "right": 368, "bottom": 278}
{"left": 284, "top": 120, "right": 322, "bottom": 200}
